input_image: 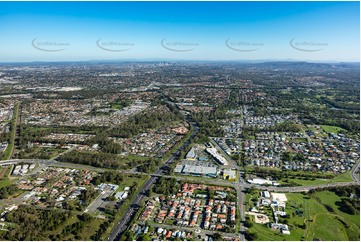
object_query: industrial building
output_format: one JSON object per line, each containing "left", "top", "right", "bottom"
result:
{"left": 174, "top": 164, "right": 217, "bottom": 178}
{"left": 205, "top": 148, "right": 229, "bottom": 165}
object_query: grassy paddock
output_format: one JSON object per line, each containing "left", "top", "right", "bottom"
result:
{"left": 320, "top": 125, "right": 346, "bottom": 134}
{"left": 280, "top": 171, "right": 354, "bottom": 186}
{"left": 0, "top": 166, "right": 13, "bottom": 188}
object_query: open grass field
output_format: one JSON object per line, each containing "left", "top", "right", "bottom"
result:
{"left": 0, "top": 166, "right": 13, "bottom": 188}
{"left": 320, "top": 125, "right": 347, "bottom": 134}
{"left": 247, "top": 190, "right": 360, "bottom": 241}
{"left": 116, "top": 174, "right": 148, "bottom": 191}
{"left": 280, "top": 171, "right": 354, "bottom": 186}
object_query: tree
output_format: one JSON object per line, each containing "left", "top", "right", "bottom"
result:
{"left": 212, "top": 232, "right": 223, "bottom": 241}
{"left": 245, "top": 231, "right": 258, "bottom": 240}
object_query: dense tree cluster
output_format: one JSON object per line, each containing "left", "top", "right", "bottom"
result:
{"left": 193, "top": 111, "right": 225, "bottom": 143}
{"left": 110, "top": 106, "right": 182, "bottom": 138}
{"left": 244, "top": 230, "right": 258, "bottom": 240}
{"left": 91, "top": 220, "right": 111, "bottom": 240}
{"left": 137, "top": 158, "right": 162, "bottom": 173}
{"left": 244, "top": 216, "right": 253, "bottom": 228}
{"left": 1, "top": 205, "right": 71, "bottom": 240}
{"left": 92, "top": 171, "right": 125, "bottom": 185}
{"left": 57, "top": 150, "right": 121, "bottom": 168}
{"left": 110, "top": 99, "right": 131, "bottom": 110}
{"left": 152, "top": 177, "right": 179, "bottom": 196}
{"left": 85, "top": 134, "right": 122, "bottom": 154}
{"left": 51, "top": 214, "right": 93, "bottom": 240}
{"left": 0, "top": 184, "right": 19, "bottom": 199}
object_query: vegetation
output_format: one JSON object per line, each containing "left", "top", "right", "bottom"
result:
{"left": 152, "top": 177, "right": 180, "bottom": 196}
{"left": 2, "top": 103, "right": 19, "bottom": 160}
{"left": 0, "top": 184, "right": 20, "bottom": 199}
{"left": 0, "top": 205, "right": 71, "bottom": 240}
{"left": 0, "top": 166, "right": 12, "bottom": 188}
{"left": 320, "top": 125, "right": 347, "bottom": 134}
{"left": 85, "top": 134, "right": 122, "bottom": 154}
{"left": 245, "top": 187, "right": 360, "bottom": 241}
{"left": 57, "top": 150, "right": 122, "bottom": 168}
{"left": 51, "top": 213, "right": 93, "bottom": 240}
{"left": 109, "top": 105, "right": 183, "bottom": 138}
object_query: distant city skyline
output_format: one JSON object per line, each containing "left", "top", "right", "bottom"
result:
{"left": 0, "top": 1, "right": 359, "bottom": 62}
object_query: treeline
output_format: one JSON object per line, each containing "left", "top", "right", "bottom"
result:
{"left": 328, "top": 186, "right": 360, "bottom": 215}
{"left": 0, "top": 184, "right": 19, "bottom": 199}
{"left": 18, "top": 124, "right": 102, "bottom": 149}
{"left": 337, "top": 198, "right": 359, "bottom": 215}
{"left": 321, "top": 97, "right": 359, "bottom": 111}
{"left": 58, "top": 150, "right": 159, "bottom": 171}
{"left": 1, "top": 205, "right": 71, "bottom": 240}
{"left": 248, "top": 166, "right": 335, "bottom": 182}
{"left": 57, "top": 150, "right": 121, "bottom": 168}
{"left": 153, "top": 177, "right": 179, "bottom": 196}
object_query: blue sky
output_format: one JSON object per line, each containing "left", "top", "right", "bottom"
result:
{"left": 0, "top": 1, "right": 359, "bottom": 62}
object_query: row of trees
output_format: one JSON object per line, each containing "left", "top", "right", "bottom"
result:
{"left": 57, "top": 150, "right": 121, "bottom": 168}
{"left": 248, "top": 166, "right": 335, "bottom": 181}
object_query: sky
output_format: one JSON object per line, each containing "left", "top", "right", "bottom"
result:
{"left": 0, "top": 1, "right": 359, "bottom": 62}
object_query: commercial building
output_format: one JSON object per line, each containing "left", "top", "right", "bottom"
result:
{"left": 177, "top": 165, "right": 217, "bottom": 178}
{"left": 223, "top": 169, "right": 236, "bottom": 180}
{"left": 206, "top": 148, "right": 229, "bottom": 165}
{"left": 186, "top": 147, "right": 197, "bottom": 160}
